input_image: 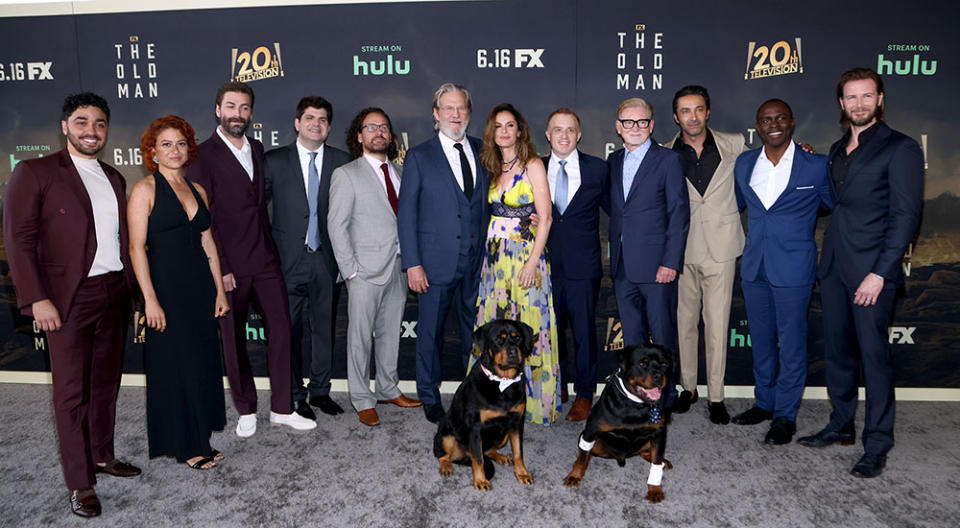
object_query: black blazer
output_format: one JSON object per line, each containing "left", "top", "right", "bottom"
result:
{"left": 819, "top": 121, "right": 924, "bottom": 286}
{"left": 264, "top": 142, "right": 351, "bottom": 279}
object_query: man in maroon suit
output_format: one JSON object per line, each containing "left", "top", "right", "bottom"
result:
{"left": 186, "top": 81, "right": 316, "bottom": 436}
{"left": 3, "top": 93, "right": 141, "bottom": 518}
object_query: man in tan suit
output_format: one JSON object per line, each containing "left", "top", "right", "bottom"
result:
{"left": 665, "top": 85, "right": 746, "bottom": 424}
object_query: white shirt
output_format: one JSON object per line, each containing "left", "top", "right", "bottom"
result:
{"left": 363, "top": 153, "right": 401, "bottom": 256}
{"left": 71, "top": 155, "right": 123, "bottom": 276}
{"left": 750, "top": 141, "right": 795, "bottom": 210}
{"left": 548, "top": 150, "right": 582, "bottom": 203}
{"left": 437, "top": 132, "right": 477, "bottom": 192}
{"left": 297, "top": 141, "right": 325, "bottom": 245}
{"left": 216, "top": 126, "right": 254, "bottom": 181}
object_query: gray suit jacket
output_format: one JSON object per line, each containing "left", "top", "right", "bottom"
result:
{"left": 327, "top": 156, "right": 402, "bottom": 286}
{"left": 264, "top": 141, "right": 351, "bottom": 279}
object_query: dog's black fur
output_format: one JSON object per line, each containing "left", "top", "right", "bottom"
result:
{"left": 563, "top": 343, "right": 672, "bottom": 503}
{"left": 434, "top": 319, "right": 535, "bottom": 491}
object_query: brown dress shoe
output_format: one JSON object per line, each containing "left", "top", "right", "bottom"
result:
{"left": 358, "top": 408, "right": 380, "bottom": 426}
{"left": 95, "top": 459, "right": 142, "bottom": 477}
{"left": 71, "top": 488, "right": 101, "bottom": 518}
{"left": 565, "top": 397, "right": 592, "bottom": 422}
{"left": 377, "top": 395, "right": 423, "bottom": 408}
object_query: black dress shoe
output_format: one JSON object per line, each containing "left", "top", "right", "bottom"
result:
{"left": 293, "top": 400, "right": 316, "bottom": 421}
{"left": 797, "top": 427, "right": 855, "bottom": 447}
{"left": 708, "top": 401, "right": 730, "bottom": 425}
{"left": 71, "top": 489, "right": 101, "bottom": 518}
{"left": 309, "top": 395, "right": 344, "bottom": 415}
{"left": 672, "top": 390, "right": 698, "bottom": 414}
{"left": 850, "top": 453, "right": 887, "bottom": 478}
{"left": 94, "top": 459, "right": 141, "bottom": 477}
{"left": 764, "top": 417, "right": 796, "bottom": 445}
{"left": 731, "top": 406, "right": 773, "bottom": 425}
{"left": 424, "top": 403, "right": 445, "bottom": 424}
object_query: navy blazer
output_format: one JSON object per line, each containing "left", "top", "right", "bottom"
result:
{"left": 734, "top": 146, "right": 833, "bottom": 287}
{"left": 543, "top": 150, "right": 607, "bottom": 281}
{"left": 606, "top": 141, "right": 689, "bottom": 283}
{"left": 397, "top": 135, "right": 489, "bottom": 284}
{"left": 819, "top": 122, "right": 924, "bottom": 287}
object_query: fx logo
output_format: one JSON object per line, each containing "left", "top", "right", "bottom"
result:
{"left": 888, "top": 326, "right": 916, "bottom": 344}
{"left": 516, "top": 49, "right": 545, "bottom": 68}
{"left": 401, "top": 321, "right": 417, "bottom": 338}
{"left": 28, "top": 62, "right": 53, "bottom": 80}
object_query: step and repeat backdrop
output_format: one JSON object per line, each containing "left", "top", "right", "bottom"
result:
{"left": 1, "top": 0, "right": 957, "bottom": 388}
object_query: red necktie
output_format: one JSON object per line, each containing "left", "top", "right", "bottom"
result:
{"left": 380, "top": 162, "right": 399, "bottom": 216}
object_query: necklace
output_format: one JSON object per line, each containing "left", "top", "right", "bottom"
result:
{"left": 501, "top": 156, "right": 519, "bottom": 173}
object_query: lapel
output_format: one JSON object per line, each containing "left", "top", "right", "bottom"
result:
{"left": 562, "top": 150, "right": 592, "bottom": 213}
{"left": 840, "top": 122, "right": 891, "bottom": 199}
{"left": 769, "top": 147, "right": 804, "bottom": 210}
{"left": 739, "top": 148, "right": 765, "bottom": 209}
{"left": 286, "top": 144, "right": 310, "bottom": 214}
{"left": 359, "top": 157, "right": 395, "bottom": 215}
{"left": 626, "top": 143, "right": 659, "bottom": 204}
{"left": 609, "top": 149, "right": 626, "bottom": 205}
{"left": 58, "top": 149, "right": 95, "bottom": 226}
{"left": 428, "top": 136, "right": 468, "bottom": 205}
{"left": 251, "top": 139, "right": 265, "bottom": 206}
{"left": 318, "top": 146, "right": 337, "bottom": 215}
{"left": 468, "top": 136, "right": 487, "bottom": 206}
{"left": 702, "top": 129, "right": 733, "bottom": 201}
{"left": 209, "top": 131, "right": 257, "bottom": 200}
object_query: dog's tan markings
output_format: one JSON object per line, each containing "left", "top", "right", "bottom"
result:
{"left": 597, "top": 422, "right": 618, "bottom": 432}
{"left": 479, "top": 408, "right": 507, "bottom": 422}
{"left": 438, "top": 435, "right": 464, "bottom": 477}
{"left": 468, "top": 453, "right": 491, "bottom": 491}
{"left": 509, "top": 402, "right": 525, "bottom": 415}
{"left": 486, "top": 450, "right": 513, "bottom": 466}
{"left": 563, "top": 449, "right": 593, "bottom": 487}
{"left": 509, "top": 430, "right": 533, "bottom": 485}
{"left": 646, "top": 485, "right": 665, "bottom": 503}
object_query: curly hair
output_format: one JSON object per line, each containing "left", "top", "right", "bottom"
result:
{"left": 479, "top": 103, "right": 537, "bottom": 178}
{"left": 345, "top": 107, "right": 398, "bottom": 160}
{"left": 140, "top": 115, "right": 198, "bottom": 172}
{"left": 61, "top": 92, "right": 110, "bottom": 123}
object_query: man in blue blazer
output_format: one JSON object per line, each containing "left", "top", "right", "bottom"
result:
{"left": 542, "top": 108, "right": 608, "bottom": 421}
{"left": 397, "top": 83, "right": 489, "bottom": 423}
{"left": 607, "top": 98, "right": 690, "bottom": 408}
{"left": 798, "top": 69, "right": 923, "bottom": 478}
{"left": 732, "top": 99, "right": 832, "bottom": 445}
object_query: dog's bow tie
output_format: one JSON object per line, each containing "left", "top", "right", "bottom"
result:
{"left": 480, "top": 364, "right": 522, "bottom": 392}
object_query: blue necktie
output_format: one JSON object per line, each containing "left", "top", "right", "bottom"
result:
{"left": 306, "top": 151, "right": 320, "bottom": 251}
{"left": 554, "top": 160, "right": 568, "bottom": 214}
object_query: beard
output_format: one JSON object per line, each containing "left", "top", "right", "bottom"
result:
{"left": 220, "top": 116, "right": 250, "bottom": 138}
{"left": 846, "top": 106, "right": 878, "bottom": 127}
{"left": 364, "top": 137, "right": 390, "bottom": 154}
{"left": 67, "top": 133, "right": 104, "bottom": 156}
{"left": 438, "top": 119, "right": 468, "bottom": 141}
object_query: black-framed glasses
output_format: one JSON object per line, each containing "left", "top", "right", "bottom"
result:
{"left": 618, "top": 118, "right": 651, "bottom": 129}
{"left": 362, "top": 123, "right": 389, "bottom": 133}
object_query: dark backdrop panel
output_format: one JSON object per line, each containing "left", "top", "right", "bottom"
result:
{"left": 0, "top": 0, "right": 956, "bottom": 388}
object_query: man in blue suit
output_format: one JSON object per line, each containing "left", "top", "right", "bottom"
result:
{"left": 397, "top": 83, "right": 489, "bottom": 423}
{"left": 607, "top": 98, "right": 689, "bottom": 408}
{"left": 798, "top": 69, "right": 923, "bottom": 478}
{"left": 542, "top": 108, "right": 608, "bottom": 421}
{"left": 732, "top": 99, "right": 833, "bottom": 445}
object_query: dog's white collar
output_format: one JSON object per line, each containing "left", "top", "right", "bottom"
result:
{"left": 480, "top": 364, "right": 522, "bottom": 392}
{"left": 615, "top": 374, "right": 646, "bottom": 404}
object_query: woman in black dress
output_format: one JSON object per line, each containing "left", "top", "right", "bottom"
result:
{"left": 128, "top": 115, "right": 230, "bottom": 469}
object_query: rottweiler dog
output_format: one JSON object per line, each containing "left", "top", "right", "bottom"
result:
{"left": 434, "top": 319, "right": 534, "bottom": 491}
{"left": 563, "top": 343, "right": 672, "bottom": 503}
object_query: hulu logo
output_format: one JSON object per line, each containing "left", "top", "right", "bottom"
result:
{"left": 876, "top": 54, "right": 937, "bottom": 76}
{"left": 729, "top": 328, "right": 752, "bottom": 348}
{"left": 353, "top": 55, "right": 411, "bottom": 76}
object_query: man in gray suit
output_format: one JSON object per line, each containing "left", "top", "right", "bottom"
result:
{"left": 328, "top": 107, "right": 422, "bottom": 427}
{"left": 265, "top": 96, "right": 351, "bottom": 419}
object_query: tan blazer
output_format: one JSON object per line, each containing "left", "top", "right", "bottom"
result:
{"left": 665, "top": 129, "right": 746, "bottom": 265}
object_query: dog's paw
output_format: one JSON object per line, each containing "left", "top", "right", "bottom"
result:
{"left": 473, "top": 478, "right": 492, "bottom": 491}
{"left": 646, "top": 485, "right": 665, "bottom": 503}
{"left": 663, "top": 458, "right": 673, "bottom": 470}
{"left": 488, "top": 452, "right": 513, "bottom": 466}
{"left": 438, "top": 460, "right": 454, "bottom": 477}
{"left": 563, "top": 474, "right": 582, "bottom": 488}
{"left": 515, "top": 471, "right": 534, "bottom": 485}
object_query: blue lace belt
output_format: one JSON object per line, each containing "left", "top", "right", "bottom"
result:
{"left": 491, "top": 201, "right": 536, "bottom": 218}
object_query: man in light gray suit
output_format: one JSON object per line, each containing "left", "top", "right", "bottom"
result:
{"left": 328, "top": 107, "right": 422, "bottom": 427}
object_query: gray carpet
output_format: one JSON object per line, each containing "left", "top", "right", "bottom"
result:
{"left": 1, "top": 384, "right": 957, "bottom": 527}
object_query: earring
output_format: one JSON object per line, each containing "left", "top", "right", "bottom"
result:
{"left": 152, "top": 156, "right": 158, "bottom": 163}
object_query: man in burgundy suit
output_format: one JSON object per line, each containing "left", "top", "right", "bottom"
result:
{"left": 186, "top": 81, "right": 316, "bottom": 436}
{"left": 3, "top": 93, "right": 141, "bottom": 518}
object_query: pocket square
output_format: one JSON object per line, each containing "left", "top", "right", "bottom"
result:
{"left": 795, "top": 185, "right": 815, "bottom": 190}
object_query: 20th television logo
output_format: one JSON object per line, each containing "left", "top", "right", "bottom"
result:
{"left": 744, "top": 38, "right": 803, "bottom": 80}
{"left": 230, "top": 43, "right": 284, "bottom": 83}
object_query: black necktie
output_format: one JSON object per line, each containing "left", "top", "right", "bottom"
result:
{"left": 454, "top": 142, "right": 473, "bottom": 200}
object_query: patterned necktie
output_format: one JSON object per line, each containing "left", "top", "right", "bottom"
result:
{"left": 454, "top": 142, "right": 473, "bottom": 200}
{"left": 555, "top": 159, "right": 569, "bottom": 214}
{"left": 306, "top": 151, "right": 320, "bottom": 251}
{"left": 380, "top": 163, "right": 399, "bottom": 216}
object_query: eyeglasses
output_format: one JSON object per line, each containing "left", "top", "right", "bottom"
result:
{"left": 361, "top": 123, "right": 389, "bottom": 133}
{"left": 618, "top": 118, "right": 651, "bottom": 130}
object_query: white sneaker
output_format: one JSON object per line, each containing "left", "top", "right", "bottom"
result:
{"left": 270, "top": 411, "right": 317, "bottom": 431}
{"left": 236, "top": 413, "right": 257, "bottom": 438}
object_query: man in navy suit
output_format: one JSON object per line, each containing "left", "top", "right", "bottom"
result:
{"left": 606, "top": 98, "right": 689, "bottom": 408}
{"left": 731, "top": 99, "right": 832, "bottom": 445}
{"left": 798, "top": 69, "right": 923, "bottom": 478}
{"left": 542, "top": 108, "right": 608, "bottom": 421}
{"left": 397, "top": 83, "right": 489, "bottom": 423}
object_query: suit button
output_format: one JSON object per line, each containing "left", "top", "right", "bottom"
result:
{"left": 456, "top": 235, "right": 461, "bottom": 239}
{"left": 458, "top": 214, "right": 462, "bottom": 219}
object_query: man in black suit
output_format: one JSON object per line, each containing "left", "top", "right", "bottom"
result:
{"left": 541, "top": 108, "right": 608, "bottom": 421}
{"left": 798, "top": 68, "right": 923, "bottom": 478}
{"left": 265, "top": 96, "right": 351, "bottom": 419}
